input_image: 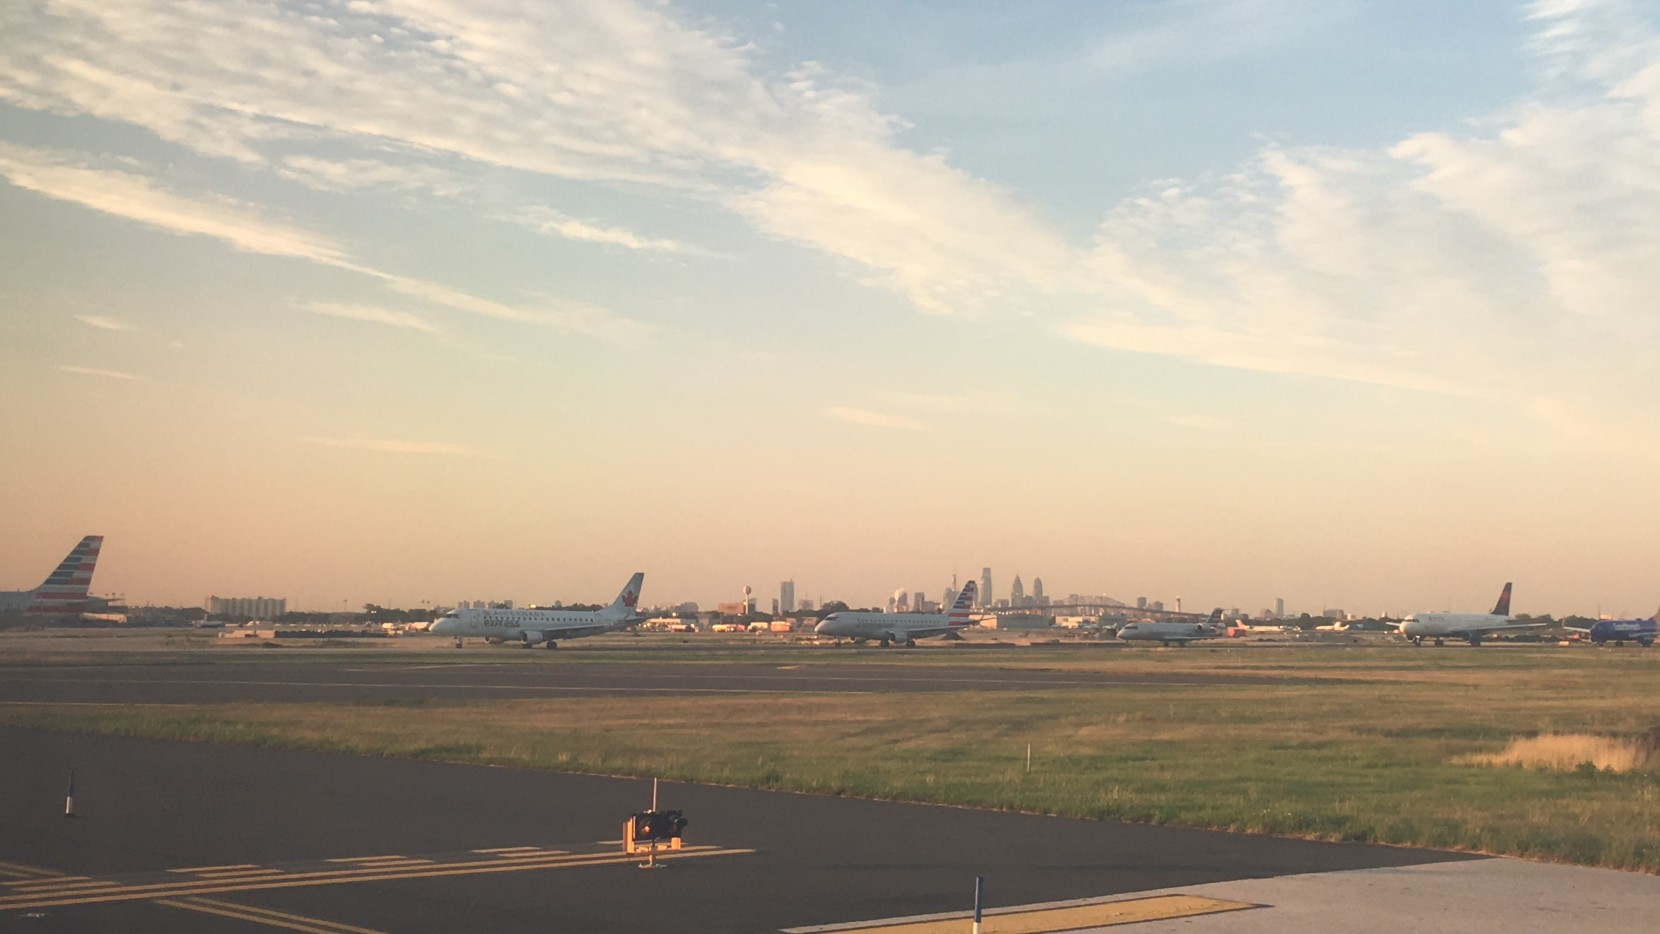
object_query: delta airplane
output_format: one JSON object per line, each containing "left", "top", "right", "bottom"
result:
{"left": 0, "top": 536, "right": 104, "bottom": 618}
{"left": 1567, "top": 611, "right": 1657, "bottom": 647}
{"left": 1397, "top": 582, "right": 1544, "bottom": 646}
{"left": 1117, "top": 608, "right": 1223, "bottom": 646}
{"left": 814, "top": 580, "right": 977, "bottom": 647}
{"left": 430, "top": 572, "right": 644, "bottom": 649}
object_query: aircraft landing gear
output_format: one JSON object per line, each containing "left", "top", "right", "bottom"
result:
{"left": 545, "top": 641, "right": 558, "bottom": 650}
{"left": 879, "top": 636, "right": 891, "bottom": 648}
{"left": 1410, "top": 636, "right": 1423, "bottom": 647}
{"left": 904, "top": 638, "right": 917, "bottom": 648}
{"left": 1468, "top": 635, "right": 1482, "bottom": 647}
{"left": 454, "top": 637, "right": 463, "bottom": 649}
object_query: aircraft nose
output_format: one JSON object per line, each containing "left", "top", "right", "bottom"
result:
{"left": 813, "top": 619, "right": 828, "bottom": 634}
{"left": 431, "top": 619, "right": 453, "bottom": 634}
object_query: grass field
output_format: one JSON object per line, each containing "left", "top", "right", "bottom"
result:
{"left": 3, "top": 638, "right": 1659, "bottom": 871}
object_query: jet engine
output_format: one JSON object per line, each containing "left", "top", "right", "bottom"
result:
{"left": 520, "top": 630, "right": 547, "bottom": 647}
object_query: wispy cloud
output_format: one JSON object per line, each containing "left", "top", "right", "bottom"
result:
{"left": 513, "top": 207, "right": 707, "bottom": 255}
{"left": 302, "top": 302, "right": 440, "bottom": 334}
{"left": 59, "top": 364, "right": 143, "bottom": 380}
{"left": 0, "top": 143, "right": 645, "bottom": 341}
{"left": 0, "top": 143, "right": 346, "bottom": 263}
{"left": 1088, "top": 0, "right": 1349, "bottom": 72}
{"left": 826, "top": 406, "right": 925, "bottom": 431}
{"left": 73, "top": 314, "right": 136, "bottom": 332}
{"left": 303, "top": 437, "right": 478, "bottom": 456}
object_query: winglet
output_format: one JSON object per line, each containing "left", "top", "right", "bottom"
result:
{"left": 1491, "top": 582, "right": 1513, "bottom": 617}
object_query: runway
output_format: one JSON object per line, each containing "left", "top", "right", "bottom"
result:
{"left": 1, "top": 728, "right": 1470, "bottom": 933}
{"left": 0, "top": 658, "right": 1305, "bottom": 705}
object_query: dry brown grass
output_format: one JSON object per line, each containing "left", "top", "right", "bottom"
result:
{"left": 1462, "top": 733, "right": 1655, "bottom": 773}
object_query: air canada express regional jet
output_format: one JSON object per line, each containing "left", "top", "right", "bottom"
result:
{"left": 431, "top": 573, "right": 644, "bottom": 649}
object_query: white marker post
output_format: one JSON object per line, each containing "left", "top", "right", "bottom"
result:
{"left": 64, "top": 769, "right": 75, "bottom": 818}
{"left": 972, "top": 876, "right": 984, "bottom": 934}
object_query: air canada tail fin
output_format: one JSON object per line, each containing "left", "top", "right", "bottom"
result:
{"left": 602, "top": 572, "right": 645, "bottom": 619}
{"left": 1491, "top": 582, "right": 1513, "bottom": 617}
{"left": 28, "top": 535, "right": 102, "bottom": 615}
{"left": 948, "top": 580, "right": 977, "bottom": 625}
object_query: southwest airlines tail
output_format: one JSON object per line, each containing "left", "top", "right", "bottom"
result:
{"left": 947, "top": 580, "right": 977, "bottom": 625}
{"left": 600, "top": 572, "right": 645, "bottom": 620}
{"left": 1491, "top": 582, "right": 1513, "bottom": 617}
{"left": 26, "top": 535, "right": 103, "bottom": 615}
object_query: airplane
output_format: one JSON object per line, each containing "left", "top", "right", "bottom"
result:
{"left": 1396, "top": 582, "right": 1544, "bottom": 646}
{"left": 0, "top": 536, "right": 104, "bottom": 618}
{"left": 1117, "top": 608, "right": 1223, "bottom": 646}
{"left": 814, "top": 580, "right": 976, "bottom": 648}
{"left": 1566, "top": 611, "right": 1657, "bottom": 647}
{"left": 430, "top": 572, "right": 644, "bottom": 649}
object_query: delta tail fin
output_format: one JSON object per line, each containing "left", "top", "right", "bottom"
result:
{"left": 947, "top": 580, "right": 977, "bottom": 625}
{"left": 1491, "top": 582, "right": 1513, "bottom": 617}
{"left": 28, "top": 535, "right": 103, "bottom": 615}
{"left": 601, "top": 572, "right": 645, "bottom": 620}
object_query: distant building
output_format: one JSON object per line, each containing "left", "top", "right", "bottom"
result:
{"left": 1012, "top": 575, "right": 1025, "bottom": 602}
{"left": 1136, "top": 596, "right": 1148, "bottom": 610}
{"left": 1150, "top": 600, "right": 1164, "bottom": 612}
{"left": 1033, "top": 577, "right": 1045, "bottom": 601}
{"left": 780, "top": 580, "right": 796, "bottom": 614}
{"left": 207, "top": 595, "right": 286, "bottom": 618}
{"left": 980, "top": 567, "right": 993, "bottom": 609}
{"left": 799, "top": 598, "right": 815, "bottom": 612}
{"left": 1274, "top": 597, "right": 1285, "bottom": 619}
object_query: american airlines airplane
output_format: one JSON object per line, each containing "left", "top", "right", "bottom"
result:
{"left": 1397, "top": 582, "right": 1543, "bottom": 646}
{"left": 0, "top": 536, "right": 104, "bottom": 618}
{"left": 814, "top": 580, "right": 977, "bottom": 647}
{"left": 1117, "top": 608, "right": 1223, "bottom": 646}
{"left": 430, "top": 572, "right": 644, "bottom": 649}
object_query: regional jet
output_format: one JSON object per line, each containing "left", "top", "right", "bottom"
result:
{"left": 814, "top": 580, "right": 977, "bottom": 647}
{"left": 0, "top": 536, "right": 104, "bottom": 618}
{"left": 1117, "top": 608, "right": 1222, "bottom": 646}
{"left": 1396, "top": 582, "right": 1544, "bottom": 646}
{"left": 430, "top": 572, "right": 644, "bottom": 649}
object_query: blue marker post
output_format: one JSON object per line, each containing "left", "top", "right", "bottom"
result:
{"left": 972, "top": 876, "right": 983, "bottom": 934}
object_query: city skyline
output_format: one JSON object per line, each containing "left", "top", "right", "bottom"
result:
{"left": 4, "top": 1, "right": 1660, "bottom": 617}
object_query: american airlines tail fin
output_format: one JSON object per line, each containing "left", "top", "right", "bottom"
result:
{"left": 601, "top": 572, "right": 645, "bottom": 620}
{"left": 29, "top": 535, "right": 103, "bottom": 615}
{"left": 1491, "top": 582, "right": 1513, "bottom": 617}
{"left": 947, "top": 580, "right": 977, "bottom": 625}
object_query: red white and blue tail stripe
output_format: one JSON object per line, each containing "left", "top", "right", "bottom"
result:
{"left": 26, "top": 535, "right": 102, "bottom": 615}
{"left": 948, "top": 580, "right": 977, "bottom": 625}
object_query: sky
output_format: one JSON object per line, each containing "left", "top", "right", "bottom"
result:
{"left": 3, "top": 0, "right": 1660, "bottom": 617}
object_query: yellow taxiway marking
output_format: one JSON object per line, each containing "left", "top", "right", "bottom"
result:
{"left": 0, "top": 861, "right": 65, "bottom": 880}
{"left": 0, "top": 845, "right": 752, "bottom": 911}
{"left": 191, "top": 868, "right": 289, "bottom": 880}
{"left": 156, "top": 896, "right": 389, "bottom": 934}
{"left": 801, "top": 894, "right": 1258, "bottom": 934}
{"left": 0, "top": 860, "right": 380, "bottom": 934}
{"left": 171, "top": 863, "right": 261, "bottom": 874}
{"left": 473, "top": 846, "right": 543, "bottom": 853}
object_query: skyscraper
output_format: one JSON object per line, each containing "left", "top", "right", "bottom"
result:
{"left": 980, "top": 567, "right": 993, "bottom": 609}
{"left": 1011, "top": 575, "right": 1025, "bottom": 601}
{"left": 1033, "top": 577, "right": 1044, "bottom": 600}
{"left": 780, "top": 580, "right": 796, "bottom": 614}
{"left": 1274, "top": 597, "right": 1285, "bottom": 619}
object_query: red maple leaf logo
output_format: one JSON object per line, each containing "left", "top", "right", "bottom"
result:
{"left": 622, "top": 590, "right": 638, "bottom": 608}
